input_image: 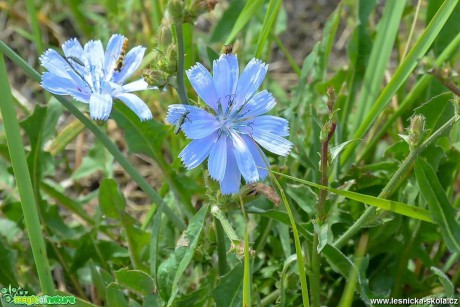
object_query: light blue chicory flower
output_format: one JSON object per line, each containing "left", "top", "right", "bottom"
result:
{"left": 167, "top": 54, "right": 293, "bottom": 194}
{"left": 40, "top": 34, "right": 152, "bottom": 121}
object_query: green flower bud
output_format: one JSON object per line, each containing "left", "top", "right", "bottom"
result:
{"left": 157, "top": 25, "right": 173, "bottom": 51}
{"left": 407, "top": 114, "right": 426, "bottom": 149}
{"left": 166, "top": 44, "right": 178, "bottom": 74}
{"left": 185, "top": 0, "right": 218, "bottom": 23}
{"left": 143, "top": 68, "right": 167, "bottom": 88}
{"left": 168, "top": 0, "right": 185, "bottom": 23}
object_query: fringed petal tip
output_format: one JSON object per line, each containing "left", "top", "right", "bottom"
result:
{"left": 249, "top": 58, "right": 269, "bottom": 69}
{"left": 39, "top": 49, "right": 56, "bottom": 65}
{"left": 61, "top": 37, "right": 80, "bottom": 49}
{"left": 186, "top": 63, "right": 205, "bottom": 75}
{"left": 110, "top": 33, "right": 126, "bottom": 40}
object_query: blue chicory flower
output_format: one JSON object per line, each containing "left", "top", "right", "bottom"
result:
{"left": 167, "top": 54, "right": 293, "bottom": 194}
{"left": 40, "top": 34, "right": 152, "bottom": 121}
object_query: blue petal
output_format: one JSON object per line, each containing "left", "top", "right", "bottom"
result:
{"left": 41, "top": 72, "right": 91, "bottom": 103}
{"left": 208, "top": 136, "right": 227, "bottom": 181}
{"left": 83, "top": 40, "right": 105, "bottom": 70}
{"left": 113, "top": 46, "right": 146, "bottom": 84}
{"left": 220, "top": 143, "right": 241, "bottom": 194}
{"left": 252, "top": 116, "right": 289, "bottom": 137}
{"left": 40, "top": 49, "right": 72, "bottom": 78}
{"left": 224, "top": 54, "right": 239, "bottom": 96}
{"left": 213, "top": 54, "right": 239, "bottom": 107}
{"left": 62, "top": 38, "right": 84, "bottom": 60}
{"left": 114, "top": 93, "right": 152, "bottom": 121}
{"left": 231, "top": 131, "right": 259, "bottom": 183}
{"left": 89, "top": 93, "right": 113, "bottom": 120}
{"left": 104, "top": 34, "right": 126, "bottom": 76}
{"left": 241, "top": 90, "right": 276, "bottom": 117}
{"left": 182, "top": 118, "right": 220, "bottom": 139}
{"left": 186, "top": 63, "right": 219, "bottom": 111}
{"left": 252, "top": 131, "right": 293, "bottom": 156}
{"left": 122, "top": 78, "right": 149, "bottom": 92}
{"left": 166, "top": 104, "right": 214, "bottom": 125}
{"left": 179, "top": 134, "right": 217, "bottom": 169}
{"left": 242, "top": 135, "right": 269, "bottom": 179}
{"left": 234, "top": 58, "right": 268, "bottom": 109}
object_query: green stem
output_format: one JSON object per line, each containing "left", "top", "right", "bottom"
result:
{"left": 271, "top": 175, "right": 310, "bottom": 307}
{"left": 175, "top": 22, "right": 189, "bottom": 105}
{"left": 0, "top": 40, "right": 186, "bottom": 231}
{"left": 334, "top": 115, "right": 459, "bottom": 248}
{"left": 241, "top": 198, "right": 251, "bottom": 306}
{"left": 310, "top": 234, "right": 320, "bottom": 307}
{"left": 0, "top": 53, "right": 54, "bottom": 294}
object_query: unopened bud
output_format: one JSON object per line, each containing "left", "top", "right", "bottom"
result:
{"left": 168, "top": 0, "right": 185, "bottom": 23}
{"left": 157, "top": 25, "right": 173, "bottom": 50}
{"left": 143, "top": 68, "right": 167, "bottom": 88}
{"left": 185, "top": 0, "right": 218, "bottom": 22}
{"left": 407, "top": 114, "right": 426, "bottom": 149}
{"left": 326, "top": 87, "right": 335, "bottom": 112}
{"left": 166, "top": 44, "right": 178, "bottom": 74}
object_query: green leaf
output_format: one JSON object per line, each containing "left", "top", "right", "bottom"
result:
{"left": 210, "top": 0, "right": 245, "bottom": 43}
{"left": 426, "top": 1, "right": 460, "bottom": 56}
{"left": 0, "top": 236, "right": 17, "bottom": 286}
{"left": 213, "top": 263, "right": 244, "bottom": 307}
{"left": 322, "top": 244, "right": 375, "bottom": 304}
{"left": 111, "top": 104, "right": 168, "bottom": 162}
{"left": 414, "top": 158, "right": 460, "bottom": 254}
{"left": 330, "top": 139, "right": 361, "bottom": 162}
{"left": 414, "top": 92, "right": 455, "bottom": 136}
{"left": 89, "top": 261, "right": 106, "bottom": 302}
{"left": 272, "top": 171, "right": 434, "bottom": 223}
{"left": 254, "top": 0, "right": 282, "bottom": 58}
{"left": 313, "top": 222, "right": 329, "bottom": 253}
{"left": 106, "top": 282, "right": 129, "bottom": 307}
{"left": 98, "top": 178, "right": 126, "bottom": 219}
{"left": 430, "top": 266, "right": 454, "bottom": 297}
{"left": 115, "top": 268, "right": 155, "bottom": 296}
{"left": 157, "top": 204, "right": 209, "bottom": 305}
{"left": 224, "top": 0, "right": 265, "bottom": 45}
{"left": 72, "top": 140, "right": 113, "bottom": 179}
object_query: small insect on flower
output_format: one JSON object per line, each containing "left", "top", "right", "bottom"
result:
{"left": 166, "top": 54, "right": 293, "bottom": 194}
{"left": 223, "top": 44, "right": 233, "bottom": 54}
{"left": 40, "top": 34, "right": 153, "bottom": 121}
{"left": 114, "top": 38, "right": 128, "bottom": 72}
{"left": 174, "top": 110, "right": 191, "bottom": 135}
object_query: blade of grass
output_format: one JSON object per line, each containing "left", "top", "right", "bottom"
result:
{"left": 341, "top": 0, "right": 460, "bottom": 166}
{"left": 0, "top": 53, "right": 54, "bottom": 295}
{"left": 271, "top": 171, "right": 433, "bottom": 223}
{"left": 270, "top": 174, "right": 310, "bottom": 307}
{"left": 225, "top": 0, "right": 265, "bottom": 45}
{"left": 352, "top": 0, "right": 406, "bottom": 131}
{"left": 254, "top": 0, "right": 282, "bottom": 58}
